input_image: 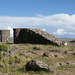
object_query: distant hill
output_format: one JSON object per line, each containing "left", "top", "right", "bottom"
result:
{"left": 61, "top": 38, "right": 75, "bottom": 44}
{"left": 70, "top": 40, "right": 75, "bottom": 44}
{"left": 61, "top": 38, "right": 75, "bottom": 41}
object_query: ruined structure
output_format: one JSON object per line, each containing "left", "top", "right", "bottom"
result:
{"left": 13, "top": 28, "right": 65, "bottom": 45}
{"left": 0, "top": 30, "right": 10, "bottom": 43}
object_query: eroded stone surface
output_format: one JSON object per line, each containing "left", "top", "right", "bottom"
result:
{"left": 26, "top": 60, "right": 53, "bottom": 72}
{"left": 64, "top": 50, "right": 75, "bottom": 54}
{"left": 43, "top": 52, "right": 64, "bottom": 58}
{"left": 0, "top": 30, "right": 10, "bottom": 43}
{"left": 14, "top": 28, "right": 65, "bottom": 45}
{"left": 51, "top": 62, "right": 75, "bottom": 66}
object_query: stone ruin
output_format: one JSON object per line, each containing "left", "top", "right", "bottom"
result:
{"left": 13, "top": 28, "right": 65, "bottom": 45}
{"left": 0, "top": 30, "right": 10, "bottom": 43}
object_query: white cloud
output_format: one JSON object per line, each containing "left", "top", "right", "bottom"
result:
{"left": 0, "top": 13, "right": 75, "bottom": 37}
{"left": 0, "top": 14, "right": 75, "bottom": 27}
{"left": 36, "top": 14, "right": 44, "bottom": 17}
{"left": 42, "top": 28, "right": 46, "bottom": 31}
{"left": 53, "top": 29, "right": 64, "bottom": 35}
{"left": 7, "top": 26, "right": 13, "bottom": 34}
{"left": 53, "top": 29, "right": 75, "bottom": 35}
{"left": 6, "top": 26, "right": 13, "bottom": 37}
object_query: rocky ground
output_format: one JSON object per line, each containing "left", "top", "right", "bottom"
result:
{"left": 0, "top": 43, "right": 75, "bottom": 75}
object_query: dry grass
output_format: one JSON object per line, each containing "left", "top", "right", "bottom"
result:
{"left": 0, "top": 43, "right": 75, "bottom": 75}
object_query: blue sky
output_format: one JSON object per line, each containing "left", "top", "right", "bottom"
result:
{"left": 0, "top": 0, "right": 75, "bottom": 38}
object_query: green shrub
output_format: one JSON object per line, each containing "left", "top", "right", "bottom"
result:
{"left": 0, "top": 44, "right": 8, "bottom": 52}
{"left": 0, "top": 51, "right": 2, "bottom": 59}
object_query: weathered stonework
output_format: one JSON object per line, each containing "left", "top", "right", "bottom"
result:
{"left": 0, "top": 30, "right": 10, "bottom": 43}
{"left": 13, "top": 28, "right": 65, "bottom": 45}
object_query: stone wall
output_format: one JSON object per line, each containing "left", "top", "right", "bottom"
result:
{"left": 13, "top": 28, "right": 65, "bottom": 45}
{"left": 0, "top": 30, "right": 10, "bottom": 43}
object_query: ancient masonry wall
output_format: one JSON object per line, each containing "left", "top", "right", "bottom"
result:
{"left": 13, "top": 28, "right": 65, "bottom": 45}
{"left": 0, "top": 30, "right": 10, "bottom": 43}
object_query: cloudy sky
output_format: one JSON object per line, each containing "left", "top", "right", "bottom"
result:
{"left": 0, "top": 0, "right": 75, "bottom": 38}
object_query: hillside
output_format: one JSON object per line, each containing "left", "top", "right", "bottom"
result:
{"left": 61, "top": 38, "right": 75, "bottom": 44}
{"left": 0, "top": 43, "right": 75, "bottom": 75}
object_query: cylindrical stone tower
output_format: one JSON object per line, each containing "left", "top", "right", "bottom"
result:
{"left": 13, "top": 28, "right": 21, "bottom": 43}
{"left": 0, "top": 30, "right": 10, "bottom": 43}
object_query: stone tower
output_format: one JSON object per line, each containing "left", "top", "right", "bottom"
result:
{"left": 13, "top": 28, "right": 65, "bottom": 45}
{"left": 0, "top": 30, "right": 10, "bottom": 43}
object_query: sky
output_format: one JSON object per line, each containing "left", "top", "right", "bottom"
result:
{"left": 0, "top": 0, "right": 75, "bottom": 38}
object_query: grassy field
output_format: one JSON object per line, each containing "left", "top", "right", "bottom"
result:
{"left": 0, "top": 43, "right": 75, "bottom": 75}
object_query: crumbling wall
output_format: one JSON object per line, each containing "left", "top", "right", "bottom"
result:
{"left": 0, "top": 30, "right": 10, "bottom": 43}
{"left": 13, "top": 28, "right": 64, "bottom": 45}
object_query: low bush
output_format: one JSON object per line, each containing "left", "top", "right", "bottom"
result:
{"left": 0, "top": 44, "right": 8, "bottom": 52}
{"left": 0, "top": 52, "right": 2, "bottom": 59}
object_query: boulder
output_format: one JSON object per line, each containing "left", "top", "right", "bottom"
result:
{"left": 64, "top": 50, "right": 75, "bottom": 54}
{"left": 26, "top": 60, "right": 53, "bottom": 72}
{"left": 43, "top": 52, "right": 64, "bottom": 58}
{"left": 19, "top": 51, "right": 33, "bottom": 57}
{"left": 1, "top": 51, "right": 9, "bottom": 57}
{"left": 54, "top": 53, "right": 64, "bottom": 58}
{"left": 19, "top": 51, "right": 26, "bottom": 56}
{"left": 49, "top": 49, "right": 61, "bottom": 53}
{"left": 73, "top": 53, "right": 75, "bottom": 55}
{"left": 9, "top": 49, "right": 16, "bottom": 57}
{"left": 33, "top": 46, "right": 42, "bottom": 50}
{"left": 43, "top": 52, "right": 54, "bottom": 58}
{"left": 51, "top": 62, "right": 68, "bottom": 66}
{"left": 51, "top": 62, "right": 75, "bottom": 66}
{"left": 30, "top": 51, "right": 38, "bottom": 54}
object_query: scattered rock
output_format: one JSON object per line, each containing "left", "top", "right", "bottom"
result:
{"left": 26, "top": 60, "right": 53, "bottom": 72}
{"left": 64, "top": 50, "right": 75, "bottom": 54}
{"left": 1, "top": 51, "right": 9, "bottom": 57}
{"left": 73, "top": 53, "right": 75, "bottom": 55}
{"left": 9, "top": 49, "right": 16, "bottom": 57}
{"left": 19, "top": 51, "right": 33, "bottom": 57}
{"left": 30, "top": 51, "right": 38, "bottom": 54}
{"left": 33, "top": 46, "right": 42, "bottom": 50}
{"left": 30, "top": 50, "right": 43, "bottom": 55}
{"left": 0, "top": 50, "right": 16, "bottom": 58}
{"left": 70, "top": 62, "right": 75, "bottom": 65}
{"left": 43, "top": 52, "right": 64, "bottom": 58}
{"left": 51, "top": 62, "right": 61, "bottom": 66}
{"left": 54, "top": 53, "right": 64, "bottom": 58}
{"left": 49, "top": 49, "right": 61, "bottom": 53}
{"left": 43, "top": 52, "right": 54, "bottom": 58}
{"left": 13, "top": 46, "right": 18, "bottom": 49}
{"left": 19, "top": 51, "right": 26, "bottom": 56}
{"left": 51, "top": 62, "right": 75, "bottom": 66}
{"left": 59, "top": 62, "right": 68, "bottom": 66}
